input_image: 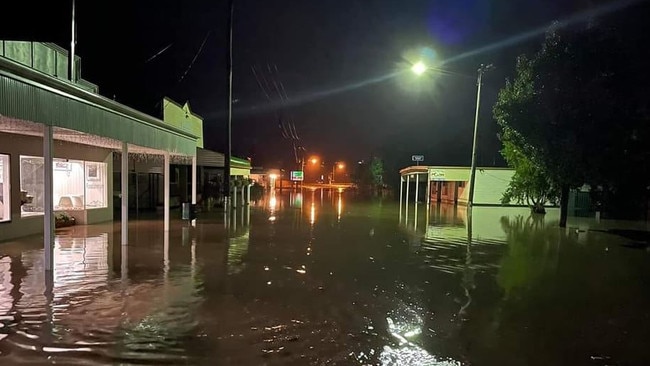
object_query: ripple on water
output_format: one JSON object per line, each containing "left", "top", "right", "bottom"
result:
{"left": 0, "top": 233, "right": 206, "bottom": 365}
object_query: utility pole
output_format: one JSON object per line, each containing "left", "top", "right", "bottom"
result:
{"left": 70, "top": 0, "right": 76, "bottom": 82}
{"left": 468, "top": 64, "right": 493, "bottom": 207}
{"left": 224, "top": 0, "right": 234, "bottom": 209}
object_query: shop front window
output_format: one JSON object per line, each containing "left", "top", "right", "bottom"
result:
{"left": 20, "top": 156, "right": 108, "bottom": 217}
{"left": 20, "top": 156, "right": 44, "bottom": 217}
{"left": 53, "top": 159, "right": 85, "bottom": 211}
{"left": 0, "top": 154, "right": 10, "bottom": 222}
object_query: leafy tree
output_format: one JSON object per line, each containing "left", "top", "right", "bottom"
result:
{"left": 500, "top": 136, "right": 559, "bottom": 213}
{"left": 494, "top": 30, "right": 587, "bottom": 227}
{"left": 369, "top": 157, "right": 384, "bottom": 187}
{"left": 493, "top": 23, "right": 650, "bottom": 225}
{"left": 354, "top": 156, "right": 385, "bottom": 194}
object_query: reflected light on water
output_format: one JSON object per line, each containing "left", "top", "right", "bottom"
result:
{"left": 379, "top": 344, "right": 461, "bottom": 366}
{"left": 337, "top": 193, "right": 343, "bottom": 221}
{"left": 227, "top": 232, "right": 250, "bottom": 275}
{"left": 269, "top": 196, "right": 277, "bottom": 211}
{"left": 310, "top": 202, "right": 316, "bottom": 225}
{"left": 378, "top": 316, "right": 461, "bottom": 366}
{"left": 0, "top": 256, "right": 12, "bottom": 323}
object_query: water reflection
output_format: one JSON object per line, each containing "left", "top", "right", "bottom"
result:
{"left": 227, "top": 226, "right": 250, "bottom": 275}
{"left": 1, "top": 197, "right": 649, "bottom": 365}
{"left": 0, "top": 224, "right": 206, "bottom": 363}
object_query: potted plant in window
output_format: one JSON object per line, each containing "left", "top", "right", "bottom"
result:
{"left": 55, "top": 212, "right": 76, "bottom": 228}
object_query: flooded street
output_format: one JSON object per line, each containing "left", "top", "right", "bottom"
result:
{"left": 1, "top": 190, "right": 650, "bottom": 365}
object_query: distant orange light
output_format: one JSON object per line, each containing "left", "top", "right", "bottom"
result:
{"left": 310, "top": 157, "right": 319, "bottom": 164}
{"left": 337, "top": 163, "right": 345, "bottom": 170}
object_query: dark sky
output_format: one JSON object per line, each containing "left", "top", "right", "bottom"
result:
{"left": 2, "top": 0, "right": 647, "bottom": 173}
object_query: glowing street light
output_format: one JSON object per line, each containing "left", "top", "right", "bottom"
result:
{"left": 409, "top": 55, "right": 493, "bottom": 207}
{"left": 411, "top": 61, "right": 427, "bottom": 75}
{"left": 302, "top": 156, "right": 321, "bottom": 184}
{"left": 331, "top": 161, "right": 346, "bottom": 184}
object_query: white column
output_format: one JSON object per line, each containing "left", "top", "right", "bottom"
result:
{"left": 246, "top": 184, "right": 251, "bottom": 205}
{"left": 121, "top": 142, "right": 128, "bottom": 245}
{"left": 164, "top": 151, "right": 170, "bottom": 232}
{"left": 415, "top": 173, "right": 420, "bottom": 205}
{"left": 241, "top": 185, "right": 245, "bottom": 206}
{"left": 426, "top": 173, "right": 431, "bottom": 205}
{"left": 43, "top": 125, "right": 54, "bottom": 271}
{"left": 191, "top": 155, "right": 197, "bottom": 205}
{"left": 414, "top": 197, "right": 418, "bottom": 230}
{"left": 405, "top": 175, "right": 410, "bottom": 219}
{"left": 232, "top": 185, "right": 237, "bottom": 209}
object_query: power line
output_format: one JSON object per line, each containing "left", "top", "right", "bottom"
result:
{"left": 145, "top": 43, "right": 173, "bottom": 63}
{"left": 179, "top": 30, "right": 212, "bottom": 83}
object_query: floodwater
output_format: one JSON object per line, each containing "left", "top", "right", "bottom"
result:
{"left": 1, "top": 190, "right": 650, "bottom": 365}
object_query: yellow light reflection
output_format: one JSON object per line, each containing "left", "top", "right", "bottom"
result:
{"left": 269, "top": 196, "right": 277, "bottom": 211}
{"left": 337, "top": 194, "right": 343, "bottom": 221}
{"left": 310, "top": 202, "right": 316, "bottom": 225}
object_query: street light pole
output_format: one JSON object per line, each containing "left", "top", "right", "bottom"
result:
{"left": 467, "top": 64, "right": 493, "bottom": 207}
{"left": 223, "top": 0, "right": 234, "bottom": 209}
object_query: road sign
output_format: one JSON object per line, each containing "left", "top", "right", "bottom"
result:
{"left": 412, "top": 155, "right": 424, "bottom": 162}
{"left": 290, "top": 170, "right": 304, "bottom": 181}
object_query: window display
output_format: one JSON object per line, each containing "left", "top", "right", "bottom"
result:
{"left": 20, "top": 156, "right": 44, "bottom": 216}
{"left": 85, "top": 162, "right": 107, "bottom": 208}
{"left": 0, "top": 154, "right": 10, "bottom": 222}
{"left": 20, "top": 156, "right": 108, "bottom": 217}
{"left": 53, "top": 159, "right": 85, "bottom": 211}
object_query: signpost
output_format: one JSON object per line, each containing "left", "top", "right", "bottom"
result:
{"left": 290, "top": 171, "right": 304, "bottom": 181}
{"left": 411, "top": 155, "right": 424, "bottom": 165}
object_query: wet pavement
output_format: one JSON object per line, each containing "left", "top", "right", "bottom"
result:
{"left": 1, "top": 189, "right": 650, "bottom": 365}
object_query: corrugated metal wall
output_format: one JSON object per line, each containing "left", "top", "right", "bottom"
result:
{"left": 0, "top": 68, "right": 197, "bottom": 156}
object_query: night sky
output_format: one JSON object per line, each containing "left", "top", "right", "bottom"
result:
{"left": 2, "top": 0, "right": 646, "bottom": 174}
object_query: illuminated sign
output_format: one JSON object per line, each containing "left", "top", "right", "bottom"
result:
{"left": 290, "top": 171, "right": 304, "bottom": 181}
{"left": 411, "top": 155, "right": 424, "bottom": 162}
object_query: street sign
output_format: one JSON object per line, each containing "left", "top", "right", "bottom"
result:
{"left": 290, "top": 170, "right": 304, "bottom": 181}
{"left": 412, "top": 155, "right": 425, "bottom": 162}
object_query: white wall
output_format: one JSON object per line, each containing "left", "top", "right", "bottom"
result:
{"left": 457, "top": 168, "right": 514, "bottom": 206}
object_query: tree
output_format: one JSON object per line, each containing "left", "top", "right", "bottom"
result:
{"left": 493, "top": 24, "right": 649, "bottom": 226}
{"left": 500, "top": 135, "right": 559, "bottom": 213}
{"left": 354, "top": 156, "right": 385, "bottom": 194}
{"left": 369, "top": 157, "right": 384, "bottom": 187}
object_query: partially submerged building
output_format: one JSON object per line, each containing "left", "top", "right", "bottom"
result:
{"left": 399, "top": 165, "right": 515, "bottom": 206}
{"left": 0, "top": 41, "right": 207, "bottom": 270}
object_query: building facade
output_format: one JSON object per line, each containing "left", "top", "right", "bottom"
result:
{"left": 0, "top": 41, "right": 200, "bottom": 255}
